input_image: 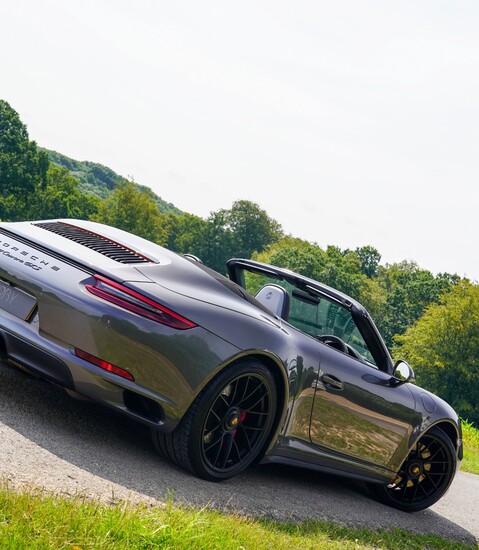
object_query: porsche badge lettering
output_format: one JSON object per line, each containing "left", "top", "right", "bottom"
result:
{"left": 0, "top": 240, "right": 61, "bottom": 272}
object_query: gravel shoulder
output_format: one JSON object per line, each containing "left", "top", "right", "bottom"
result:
{"left": 1, "top": 362, "right": 478, "bottom": 545}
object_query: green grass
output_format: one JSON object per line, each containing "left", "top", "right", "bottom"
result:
{"left": 0, "top": 483, "right": 476, "bottom": 550}
{"left": 462, "top": 419, "right": 479, "bottom": 475}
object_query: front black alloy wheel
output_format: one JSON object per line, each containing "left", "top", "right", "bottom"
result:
{"left": 369, "top": 427, "right": 457, "bottom": 512}
{"left": 153, "top": 361, "right": 277, "bottom": 481}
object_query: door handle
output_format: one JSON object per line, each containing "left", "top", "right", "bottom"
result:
{"left": 321, "top": 374, "right": 343, "bottom": 390}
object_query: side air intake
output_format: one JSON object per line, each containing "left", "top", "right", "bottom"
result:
{"left": 34, "top": 221, "right": 153, "bottom": 264}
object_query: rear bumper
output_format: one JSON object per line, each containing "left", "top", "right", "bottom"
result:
{"left": 1, "top": 326, "right": 180, "bottom": 431}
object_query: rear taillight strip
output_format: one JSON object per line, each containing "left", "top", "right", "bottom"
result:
{"left": 86, "top": 274, "right": 197, "bottom": 330}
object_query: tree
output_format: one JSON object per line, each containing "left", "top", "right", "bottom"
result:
{"left": 163, "top": 212, "right": 213, "bottom": 258}
{"left": 92, "top": 180, "right": 165, "bottom": 243}
{"left": 321, "top": 245, "right": 365, "bottom": 299}
{"left": 374, "top": 261, "right": 459, "bottom": 348}
{"left": 0, "top": 100, "right": 49, "bottom": 220}
{"left": 394, "top": 281, "right": 479, "bottom": 424}
{"left": 200, "top": 210, "right": 237, "bottom": 272}
{"left": 215, "top": 200, "right": 283, "bottom": 259}
{"left": 254, "top": 236, "right": 326, "bottom": 278}
{"left": 355, "top": 245, "right": 381, "bottom": 278}
{"left": 161, "top": 211, "right": 235, "bottom": 273}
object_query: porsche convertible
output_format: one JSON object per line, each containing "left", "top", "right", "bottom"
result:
{"left": 0, "top": 218, "right": 462, "bottom": 511}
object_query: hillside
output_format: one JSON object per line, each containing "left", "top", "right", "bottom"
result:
{"left": 42, "top": 148, "right": 182, "bottom": 215}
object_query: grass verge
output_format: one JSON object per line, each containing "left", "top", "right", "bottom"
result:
{"left": 462, "top": 419, "right": 479, "bottom": 475}
{"left": 0, "top": 483, "right": 476, "bottom": 550}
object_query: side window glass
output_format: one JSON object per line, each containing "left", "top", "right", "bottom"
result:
{"left": 240, "top": 268, "right": 377, "bottom": 367}
{"left": 289, "top": 292, "right": 377, "bottom": 367}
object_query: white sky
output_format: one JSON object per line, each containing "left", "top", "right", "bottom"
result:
{"left": 1, "top": 1, "right": 478, "bottom": 280}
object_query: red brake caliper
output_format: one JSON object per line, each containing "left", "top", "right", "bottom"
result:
{"left": 233, "top": 412, "right": 247, "bottom": 439}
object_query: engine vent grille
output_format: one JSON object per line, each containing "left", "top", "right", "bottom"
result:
{"left": 34, "top": 222, "right": 153, "bottom": 264}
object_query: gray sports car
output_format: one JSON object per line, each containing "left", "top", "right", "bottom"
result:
{"left": 0, "top": 219, "right": 462, "bottom": 511}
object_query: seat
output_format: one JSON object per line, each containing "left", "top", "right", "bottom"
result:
{"left": 254, "top": 284, "right": 290, "bottom": 320}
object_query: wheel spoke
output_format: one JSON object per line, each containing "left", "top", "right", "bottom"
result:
{"left": 203, "top": 425, "right": 221, "bottom": 447}
{"left": 238, "top": 425, "right": 253, "bottom": 452}
{"left": 427, "top": 446, "right": 444, "bottom": 462}
{"left": 400, "top": 477, "right": 410, "bottom": 498}
{"left": 231, "top": 380, "right": 239, "bottom": 403}
{"left": 204, "top": 434, "right": 222, "bottom": 453}
{"left": 243, "top": 409, "right": 268, "bottom": 416}
{"left": 219, "top": 393, "right": 230, "bottom": 407}
{"left": 424, "top": 471, "right": 439, "bottom": 491}
{"left": 209, "top": 408, "right": 222, "bottom": 424}
{"left": 411, "top": 478, "right": 421, "bottom": 501}
{"left": 238, "top": 380, "right": 263, "bottom": 407}
{"left": 239, "top": 376, "right": 251, "bottom": 403}
{"left": 217, "top": 433, "right": 235, "bottom": 469}
{"left": 243, "top": 392, "right": 267, "bottom": 412}
{"left": 210, "top": 431, "right": 230, "bottom": 467}
{"left": 232, "top": 438, "right": 242, "bottom": 464}
{"left": 241, "top": 425, "right": 265, "bottom": 432}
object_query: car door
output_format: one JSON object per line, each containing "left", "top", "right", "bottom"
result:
{"left": 278, "top": 280, "right": 421, "bottom": 469}
{"left": 310, "top": 347, "right": 420, "bottom": 472}
{"left": 304, "top": 298, "right": 420, "bottom": 473}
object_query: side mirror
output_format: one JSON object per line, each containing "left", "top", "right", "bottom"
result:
{"left": 390, "top": 360, "right": 415, "bottom": 386}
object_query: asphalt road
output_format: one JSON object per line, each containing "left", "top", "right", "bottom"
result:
{"left": 1, "top": 362, "right": 478, "bottom": 546}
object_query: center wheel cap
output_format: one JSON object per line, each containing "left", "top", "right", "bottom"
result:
{"left": 225, "top": 408, "right": 240, "bottom": 430}
{"left": 408, "top": 461, "right": 423, "bottom": 476}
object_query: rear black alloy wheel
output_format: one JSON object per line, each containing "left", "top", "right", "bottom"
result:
{"left": 370, "top": 427, "right": 457, "bottom": 512}
{"left": 197, "top": 366, "right": 275, "bottom": 479}
{"left": 153, "top": 361, "right": 277, "bottom": 481}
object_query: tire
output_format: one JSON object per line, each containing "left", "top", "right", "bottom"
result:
{"left": 368, "top": 427, "right": 457, "bottom": 512}
{"left": 152, "top": 360, "right": 277, "bottom": 481}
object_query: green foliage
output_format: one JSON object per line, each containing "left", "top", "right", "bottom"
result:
{"left": 164, "top": 211, "right": 233, "bottom": 272}
{"left": 357, "top": 277, "right": 388, "bottom": 327}
{"left": 461, "top": 419, "right": 479, "bottom": 475}
{"left": 355, "top": 245, "right": 381, "bottom": 278}
{"left": 202, "top": 208, "right": 242, "bottom": 273}
{"left": 256, "top": 238, "right": 323, "bottom": 284}
{"left": 256, "top": 236, "right": 326, "bottom": 277}
{"left": 369, "top": 262, "right": 459, "bottom": 349}
{"left": 44, "top": 148, "right": 120, "bottom": 199}
{"left": 163, "top": 211, "right": 207, "bottom": 252}
{"left": 0, "top": 100, "right": 49, "bottom": 221}
{"left": 30, "top": 164, "right": 100, "bottom": 220}
{"left": 92, "top": 180, "right": 165, "bottom": 243}
{"left": 165, "top": 201, "right": 283, "bottom": 273}
{"left": 321, "top": 245, "right": 366, "bottom": 298}
{"left": 43, "top": 148, "right": 182, "bottom": 214}
{"left": 394, "top": 281, "right": 479, "bottom": 424}
{"left": 215, "top": 199, "right": 284, "bottom": 259}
